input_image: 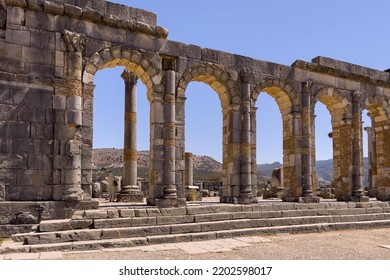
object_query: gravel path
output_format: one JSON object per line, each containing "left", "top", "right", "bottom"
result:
{"left": 63, "top": 228, "right": 390, "bottom": 260}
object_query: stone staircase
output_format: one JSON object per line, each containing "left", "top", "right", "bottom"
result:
{"left": 1, "top": 201, "right": 390, "bottom": 254}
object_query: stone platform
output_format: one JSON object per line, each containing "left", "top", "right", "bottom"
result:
{"left": 1, "top": 200, "right": 390, "bottom": 255}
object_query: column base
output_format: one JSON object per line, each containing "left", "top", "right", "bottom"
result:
{"left": 62, "top": 185, "right": 83, "bottom": 202}
{"left": 117, "top": 192, "right": 144, "bottom": 203}
{"left": 117, "top": 185, "right": 144, "bottom": 203}
{"left": 155, "top": 198, "right": 186, "bottom": 208}
{"left": 336, "top": 195, "right": 370, "bottom": 202}
{"left": 237, "top": 196, "right": 252, "bottom": 204}
{"left": 282, "top": 196, "right": 320, "bottom": 203}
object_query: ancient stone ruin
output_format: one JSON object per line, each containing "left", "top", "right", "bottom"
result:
{"left": 1, "top": 0, "right": 390, "bottom": 223}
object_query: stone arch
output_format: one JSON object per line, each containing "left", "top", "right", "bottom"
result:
{"left": 364, "top": 95, "right": 390, "bottom": 125}
{"left": 314, "top": 87, "right": 351, "bottom": 118}
{"left": 252, "top": 77, "right": 300, "bottom": 115}
{"left": 177, "top": 63, "right": 240, "bottom": 108}
{"left": 81, "top": 46, "right": 163, "bottom": 204}
{"left": 176, "top": 63, "right": 239, "bottom": 201}
{"left": 82, "top": 46, "right": 162, "bottom": 101}
{"left": 251, "top": 78, "right": 300, "bottom": 198}
{"left": 363, "top": 94, "right": 390, "bottom": 200}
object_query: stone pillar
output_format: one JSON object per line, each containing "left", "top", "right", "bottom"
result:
{"left": 333, "top": 114, "right": 353, "bottom": 200}
{"left": 117, "top": 70, "right": 143, "bottom": 202}
{"left": 351, "top": 91, "right": 368, "bottom": 202}
{"left": 175, "top": 94, "right": 186, "bottom": 201}
{"left": 281, "top": 110, "right": 302, "bottom": 200}
{"left": 221, "top": 104, "right": 242, "bottom": 203}
{"left": 220, "top": 109, "right": 231, "bottom": 202}
{"left": 147, "top": 94, "right": 165, "bottom": 205}
{"left": 238, "top": 69, "right": 254, "bottom": 204}
{"left": 365, "top": 126, "right": 377, "bottom": 197}
{"left": 311, "top": 113, "right": 318, "bottom": 195}
{"left": 61, "top": 30, "right": 85, "bottom": 201}
{"left": 375, "top": 121, "right": 390, "bottom": 201}
{"left": 184, "top": 152, "right": 194, "bottom": 186}
{"left": 299, "top": 81, "right": 318, "bottom": 202}
{"left": 250, "top": 106, "right": 258, "bottom": 199}
{"left": 155, "top": 68, "right": 185, "bottom": 207}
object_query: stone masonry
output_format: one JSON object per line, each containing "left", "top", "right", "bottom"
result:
{"left": 1, "top": 0, "right": 390, "bottom": 215}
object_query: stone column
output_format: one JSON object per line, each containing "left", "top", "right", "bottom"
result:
{"left": 311, "top": 113, "right": 318, "bottom": 195}
{"left": 117, "top": 70, "right": 143, "bottom": 202}
{"left": 238, "top": 69, "right": 253, "bottom": 204}
{"left": 147, "top": 94, "right": 165, "bottom": 205}
{"left": 351, "top": 91, "right": 368, "bottom": 201}
{"left": 61, "top": 30, "right": 85, "bottom": 201}
{"left": 155, "top": 69, "right": 184, "bottom": 207}
{"left": 301, "top": 81, "right": 314, "bottom": 200}
{"left": 250, "top": 106, "right": 258, "bottom": 199}
{"left": 184, "top": 152, "right": 194, "bottom": 186}
{"left": 228, "top": 105, "right": 242, "bottom": 203}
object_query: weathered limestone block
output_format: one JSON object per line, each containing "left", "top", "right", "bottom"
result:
{"left": 119, "top": 209, "right": 135, "bottom": 218}
{"left": 39, "top": 219, "right": 72, "bottom": 232}
{"left": 44, "top": 0, "right": 64, "bottom": 16}
{"left": 0, "top": 11, "right": 4, "bottom": 29}
{"left": 15, "top": 212, "right": 38, "bottom": 224}
{"left": 5, "top": 29, "right": 30, "bottom": 45}
{"left": 26, "top": 0, "right": 42, "bottom": 12}
{"left": 84, "top": 210, "right": 107, "bottom": 219}
{"left": 0, "top": 185, "right": 4, "bottom": 201}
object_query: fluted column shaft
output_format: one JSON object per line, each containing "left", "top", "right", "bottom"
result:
{"left": 301, "top": 81, "right": 313, "bottom": 197}
{"left": 238, "top": 69, "right": 253, "bottom": 204}
{"left": 122, "top": 70, "right": 138, "bottom": 189}
{"left": 352, "top": 92, "right": 364, "bottom": 197}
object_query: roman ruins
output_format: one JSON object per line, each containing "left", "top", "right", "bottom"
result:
{"left": 1, "top": 0, "right": 390, "bottom": 217}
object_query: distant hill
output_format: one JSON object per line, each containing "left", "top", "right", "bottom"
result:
{"left": 92, "top": 149, "right": 369, "bottom": 185}
{"left": 92, "top": 148, "right": 222, "bottom": 181}
{"left": 315, "top": 158, "right": 369, "bottom": 186}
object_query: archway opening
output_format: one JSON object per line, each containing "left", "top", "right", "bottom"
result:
{"left": 185, "top": 82, "right": 223, "bottom": 195}
{"left": 314, "top": 101, "right": 333, "bottom": 198}
{"left": 362, "top": 109, "right": 370, "bottom": 191}
{"left": 92, "top": 67, "right": 150, "bottom": 191}
{"left": 255, "top": 92, "right": 284, "bottom": 198}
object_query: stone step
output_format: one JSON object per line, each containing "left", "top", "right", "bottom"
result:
{"left": 72, "top": 202, "right": 390, "bottom": 221}
{"left": 33, "top": 206, "right": 390, "bottom": 233}
{"left": 12, "top": 213, "right": 390, "bottom": 245}
{"left": 2, "top": 219, "right": 390, "bottom": 254}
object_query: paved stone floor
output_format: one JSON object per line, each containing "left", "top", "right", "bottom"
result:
{"left": 1, "top": 228, "right": 390, "bottom": 260}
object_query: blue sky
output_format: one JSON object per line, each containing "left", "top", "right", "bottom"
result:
{"left": 93, "top": 0, "right": 390, "bottom": 163}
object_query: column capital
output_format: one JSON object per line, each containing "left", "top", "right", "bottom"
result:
{"left": 301, "top": 80, "right": 313, "bottom": 93}
{"left": 352, "top": 90, "right": 363, "bottom": 101}
{"left": 240, "top": 68, "right": 252, "bottom": 83}
{"left": 64, "top": 30, "right": 85, "bottom": 53}
{"left": 121, "top": 70, "right": 138, "bottom": 85}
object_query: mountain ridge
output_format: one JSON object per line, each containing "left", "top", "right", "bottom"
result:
{"left": 92, "top": 148, "right": 368, "bottom": 184}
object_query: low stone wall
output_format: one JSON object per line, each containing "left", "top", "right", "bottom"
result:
{"left": 0, "top": 200, "right": 98, "bottom": 237}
